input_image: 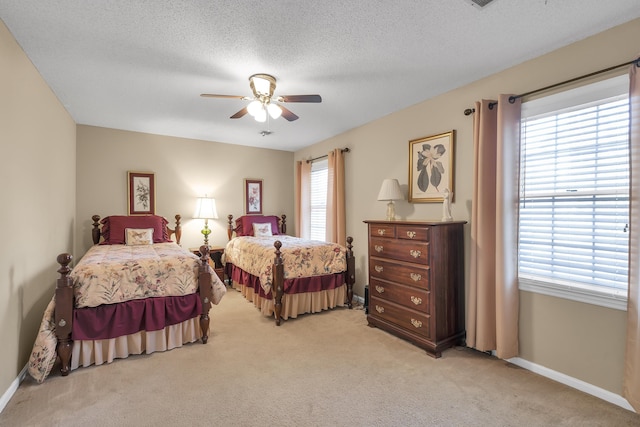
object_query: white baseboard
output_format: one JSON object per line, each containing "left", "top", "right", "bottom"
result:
{"left": 507, "top": 356, "right": 635, "bottom": 412}
{"left": 0, "top": 364, "right": 27, "bottom": 414}
{"left": 353, "top": 294, "right": 365, "bottom": 305}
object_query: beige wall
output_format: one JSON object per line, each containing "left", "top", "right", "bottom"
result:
{"left": 0, "top": 20, "right": 76, "bottom": 395}
{"left": 76, "top": 126, "right": 294, "bottom": 255}
{"left": 295, "top": 19, "right": 640, "bottom": 395}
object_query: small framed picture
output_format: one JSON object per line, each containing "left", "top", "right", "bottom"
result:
{"left": 128, "top": 171, "right": 155, "bottom": 215}
{"left": 244, "top": 179, "right": 263, "bottom": 215}
{"left": 408, "top": 130, "right": 455, "bottom": 203}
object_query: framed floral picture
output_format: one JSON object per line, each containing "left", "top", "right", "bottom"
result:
{"left": 408, "top": 130, "right": 455, "bottom": 203}
{"left": 128, "top": 171, "right": 155, "bottom": 215}
{"left": 244, "top": 178, "right": 263, "bottom": 215}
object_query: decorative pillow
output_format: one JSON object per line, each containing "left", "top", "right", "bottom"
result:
{"left": 100, "top": 215, "right": 171, "bottom": 244}
{"left": 125, "top": 228, "right": 154, "bottom": 245}
{"left": 235, "top": 215, "right": 280, "bottom": 236}
{"left": 253, "top": 222, "right": 273, "bottom": 237}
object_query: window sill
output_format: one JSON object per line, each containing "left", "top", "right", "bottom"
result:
{"left": 518, "top": 276, "right": 628, "bottom": 311}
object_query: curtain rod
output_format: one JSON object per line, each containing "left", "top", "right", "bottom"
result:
{"left": 463, "top": 57, "right": 640, "bottom": 116}
{"left": 305, "top": 147, "right": 350, "bottom": 163}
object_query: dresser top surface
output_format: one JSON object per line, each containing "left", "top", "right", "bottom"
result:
{"left": 364, "top": 220, "right": 467, "bottom": 226}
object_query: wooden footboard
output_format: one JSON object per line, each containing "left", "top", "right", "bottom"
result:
{"left": 271, "top": 236, "right": 356, "bottom": 326}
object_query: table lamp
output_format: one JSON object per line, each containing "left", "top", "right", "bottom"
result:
{"left": 193, "top": 196, "right": 218, "bottom": 245}
{"left": 377, "top": 179, "right": 403, "bottom": 221}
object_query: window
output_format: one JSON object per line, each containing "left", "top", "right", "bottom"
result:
{"left": 310, "top": 158, "right": 328, "bottom": 241}
{"left": 518, "top": 75, "right": 630, "bottom": 310}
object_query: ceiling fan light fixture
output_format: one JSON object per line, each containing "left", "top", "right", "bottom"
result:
{"left": 247, "top": 100, "right": 262, "bottom": 117}
{"left": 254, "top": 107, "right": 267, "bottom": 122}
{"left": 267, "top": 103, "right": 282, "bottom": 119}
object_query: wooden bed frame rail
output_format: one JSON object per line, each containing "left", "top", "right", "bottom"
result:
{"left": 53, "top": 214, "right": 210, "bottom": 376}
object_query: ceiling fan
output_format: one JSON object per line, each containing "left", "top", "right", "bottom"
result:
{"left": 200, "top": 73, "right": 321, "bottom": 122}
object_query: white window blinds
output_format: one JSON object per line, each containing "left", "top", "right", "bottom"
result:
{"left": 310, "top": 159, "right": 328, "bottom": 241}
{"left": 518, "top": 76, "right": 630, "bottom": 303}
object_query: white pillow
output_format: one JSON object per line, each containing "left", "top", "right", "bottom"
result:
{"left": 253, "top": 222, "right": 273, "bottom": 237}
{"left": 125, "top": 228, "right": 154, "bottom": 245}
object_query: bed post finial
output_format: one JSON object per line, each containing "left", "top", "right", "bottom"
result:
{"left": 227, "top": 214, "right": 234, "bottom": 240}
{"left": 280, "top": 214, "right": 287, "bottom": 234}
{"left": 91, "top": 215, "right": 101, "bottom": 245}
{"left": 55, "top": 253, "right": 74, "bottom": 376}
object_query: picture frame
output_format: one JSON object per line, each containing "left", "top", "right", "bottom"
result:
{"left": 408, "top": 130, "right": 455, "bottom": 203}
{"left": 244, "top": 178, "right": 263, "bottom": 215}
{"left": 128, "top": 171, "right": 155, "bottom": 215}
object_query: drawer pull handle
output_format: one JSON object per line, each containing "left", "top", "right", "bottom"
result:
{"left": 375, "top": 305, "right": 385, "bottom": 314}
{"left": 375, "top": 265, "right": 384, "bottom": 273}
{"left": 410, "top": 296, "right": 422, "bottom": 305}
{"left": 411, "top": 319, "right": 423, "bottom": 328}
{"left": 374, "top": 245, "right": 383, "bottom": 253}
{"left": 377, "top": 229, "right": 386, "bottom": 236}
{"left": 406, "top": 231, "right": 416, "bottom": 239}
{"left": 410, "top": 273, "right": 422, "bottom": 282}
{"left": 409, "top": 249, "right": 421, "bottom": 258}
{"left": 375, "top": 285, "right": 385, "bottom": 293}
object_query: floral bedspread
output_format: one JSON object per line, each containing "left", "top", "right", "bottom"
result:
{"left": 224, "top": 235, "right": 347, "bottom": 295}
{"left": 71, "top": 243, "right": 203, "bottom": 308}
{"left": 28, "top": 243, "right": 227, "bottom": 383}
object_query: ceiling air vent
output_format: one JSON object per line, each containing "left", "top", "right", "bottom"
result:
{"left": 464, "top": 0, "right": 497, "bottom": 8}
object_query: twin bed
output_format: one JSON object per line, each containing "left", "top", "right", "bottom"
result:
{"left": 224, "top": 214, "right": 355, "bottom": 325}
{"left": 28, "top": 212, "right": 355, "bottom": 382}
{"left": 28, "top": 214, "right": 226, "bottom": 382}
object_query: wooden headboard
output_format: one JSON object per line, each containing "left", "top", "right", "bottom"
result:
{"left": 227, "top": 214, "right": 286, "bottom": 240}
{"left": 90, "top": 214, "right": 182, "bottom": 245}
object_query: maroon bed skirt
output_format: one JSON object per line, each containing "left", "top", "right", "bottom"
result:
{"left": 72, "top": 293, "right": 202, "bottom": 340}
{"left": 226, "top": 263, "right": 346, "bottom": 299}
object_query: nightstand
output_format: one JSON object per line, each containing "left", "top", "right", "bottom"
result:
{"left": 190, "top": 246, "right": 225, "bottom": 282}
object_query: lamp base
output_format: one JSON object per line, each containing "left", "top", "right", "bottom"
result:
{"left": 201, "top": 219, "right": 211, "bottom": 246}
{"left": 386, "top": 201, "right": 396, "bottom": 221}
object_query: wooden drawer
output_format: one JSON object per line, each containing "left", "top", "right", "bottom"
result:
{"left": 370, "top": 296, "right": 431, "bottom": 339}
{"left": 369, "top": 279, "right": 430, "bottom": 314}
{"left": 369, "top": 237, "right": 429, "bottom": 265}
{"left": 369, "top": 258, "right": 430, "bottom": 290}
{"left": 397, "top": 225, "right": 430, "bottom": 241}
{"left": 369, "top": 224, "right": 395, "bottom": 239}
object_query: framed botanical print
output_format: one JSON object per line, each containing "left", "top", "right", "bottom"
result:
{"left": 128, "top": 171, "right": 155, "bottom": 215}
{"left": 244, "top": 179, "right": 263, "bottom": 215}
{"left": 408, "top": 130, "right": 455, "bottom": 203}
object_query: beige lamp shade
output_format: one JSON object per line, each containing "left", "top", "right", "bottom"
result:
{"left": 193, "top": 197, "right": 218, "bottom": 219}
{"left": 377, "top": 179, "right": 403, "bottom": 221}
{"left": 194, "top": 196, "right": 218, "bottom": 245}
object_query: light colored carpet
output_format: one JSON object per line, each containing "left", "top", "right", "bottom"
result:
{"left": 2, "top": 289, "right": 639, "bottom": 427}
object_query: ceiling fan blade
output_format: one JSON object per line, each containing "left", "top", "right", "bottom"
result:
{"left": 278, "top": 94, "right": 322, "bottom": 103}
{"left": 230, "top": 107, "right": 248, "bottom": 119}
{"left": 279, "top": 105, "right": 299, "bottom": 121}
{"left": 200, "top": 94, "right": 247, "bottom": 99}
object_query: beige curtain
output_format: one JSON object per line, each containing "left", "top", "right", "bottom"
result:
{"left": 467, "top": 95, "right": 521, "bottom": 359}
{"left": 326, "top": 149, "right": 346, "bottom": 245}
{"left": 624, "top": 61, "right": 640, "bottom": 411}
{"left": 295, "top": 160, "right": 311, "bottom": 239}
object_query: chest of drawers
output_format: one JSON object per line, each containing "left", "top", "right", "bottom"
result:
{"left": 364, "top": 220, "right": 466, "bottom": 358}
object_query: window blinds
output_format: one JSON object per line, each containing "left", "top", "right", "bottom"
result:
{"left": 310, "top": 159, "right": 328, "bottom": 241}
{"left": 519, "top": 86, "right": 629, "bottom": 296}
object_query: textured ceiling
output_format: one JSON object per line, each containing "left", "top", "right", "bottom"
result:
{"left": 2, "top": 1, "right": 640, "bottom": 151}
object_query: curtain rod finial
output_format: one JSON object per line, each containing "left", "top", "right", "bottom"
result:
{"left": 464, "top": 108, "right": 475, "bottom": 116}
